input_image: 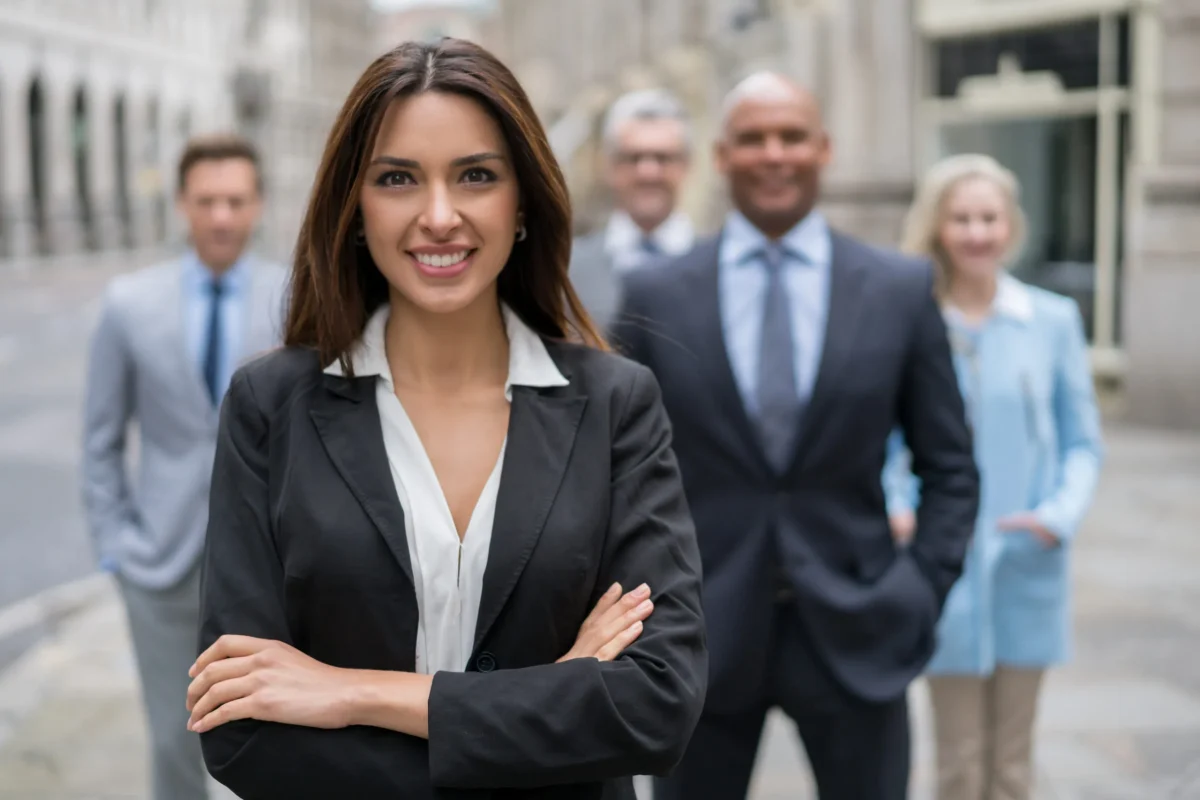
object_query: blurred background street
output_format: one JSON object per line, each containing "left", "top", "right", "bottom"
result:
{"left": 2, "top": 0, "right": 1200, "bottom": 797}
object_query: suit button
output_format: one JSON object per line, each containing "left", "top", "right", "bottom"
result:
{"left": 475, "top": 652, "right": 497, "bottom": 673}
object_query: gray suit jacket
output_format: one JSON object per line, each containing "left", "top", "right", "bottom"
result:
{"left": 569, "top": 231, "right": 623, "bottom": 334}
{"left": 81, "top": 255, "right": 288, "bottom": 590}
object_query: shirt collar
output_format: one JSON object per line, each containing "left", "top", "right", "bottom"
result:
{"left": 323, "top": 303, "right": 570, "bottom": 401}
{"left": 182, "top": 250, "right": 252, "bottom": 292}
{"left": 720, "top": 208, "right": 831, "bottom": 268}
{"left": 604, "top": 210, "right": 695, "bottom": 259}
{"left": 944, "top": 273, "right": 1034, "bottom": 326}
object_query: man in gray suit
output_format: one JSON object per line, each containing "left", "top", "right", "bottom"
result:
{"left": 570, "top": 88, "right": 696, "bottom": 331}
{"left": 82, "top": 134, "right": 287, "bottom": 800}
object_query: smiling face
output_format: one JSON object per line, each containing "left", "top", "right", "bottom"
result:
{"left": 606, "top": 117, "right": 689, "bottom": 233}
{"left": 176, "top": 157, "right": 262, "bottom": 272}
{"left": 716, "top": 79, "right": 831, "bottom": 240}
{"left": 358, "top": 90, "right": 520, "bottom": 317}
{"left": 937, "top": 175, "right": 1014, "bottom": 284}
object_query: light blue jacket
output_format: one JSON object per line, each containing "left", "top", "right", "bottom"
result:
{"left": 883, "top": 275, "right": 1104, "bottom": 675}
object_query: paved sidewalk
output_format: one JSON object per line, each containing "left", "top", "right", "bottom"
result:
{"left": 1, "top": 424, "right": 1198, "bottom": 799}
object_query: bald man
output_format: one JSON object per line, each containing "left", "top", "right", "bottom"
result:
{"left": 612, "top": 74, "right": 979, "bottom": 799}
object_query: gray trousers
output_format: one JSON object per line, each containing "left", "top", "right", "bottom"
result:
{"left": 118, "top": 561, "right": 209, "bottom": 800}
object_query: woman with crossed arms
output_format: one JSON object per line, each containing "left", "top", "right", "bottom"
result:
{"left": 184, "top": 38, "right": 706, "bottom": 799}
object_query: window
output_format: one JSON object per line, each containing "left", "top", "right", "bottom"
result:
{"left": 925, "top": 14, "right": 1132, "bottom": 354}
{"left": 934, "top": 17, "right": 1131, "bottom": 98}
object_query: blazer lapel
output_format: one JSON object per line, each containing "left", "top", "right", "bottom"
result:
{"left": 788, "top": 232, "right": 867, "bottom": 472}
{"left": 309, "top": 377, "right": 415, "bottom": 587}
{"left": 690, "top": 238, "right": 773, "bottom": 476}
{"left": 473, "top": 386, "right": 586, "bottom": 650}
{"left": 159, "top": 264, "right": 214, "bottom": 418}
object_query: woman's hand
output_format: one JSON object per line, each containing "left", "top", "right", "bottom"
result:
{"left": 186, "top": 635, "right": 356, "bottom": 734}
{"left": 889, "top": 510, "right": 916, "bottom": 544}
{"left": 558, "top": 582, "right": 654, "bottom": 663}
{"left": 997, "top": 511, "right": 1061, "bottom": 547}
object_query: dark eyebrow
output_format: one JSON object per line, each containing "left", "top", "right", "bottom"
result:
{"left": 369, "top": 152, "right": 506, "bottom": 169}
{"left": 370, "top": 156, "right": 419, "bottom": 169}
{"left": 452, "top": 151, "right": 505, "bottom": 167}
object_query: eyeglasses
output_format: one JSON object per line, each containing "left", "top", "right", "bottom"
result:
{"left": 612, "top": 150, "right": 686, "bottom": 168}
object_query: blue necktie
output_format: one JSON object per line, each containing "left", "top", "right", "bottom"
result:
{"left": 756, "top": 245, "right": 801, "bottom": 471}
{"left": 202, "top": 278, "right": 225, "bottom": 406}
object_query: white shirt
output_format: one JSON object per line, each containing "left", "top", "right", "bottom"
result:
{"left": 323, "top": 303, "right": 568, "bottom": 674}
{"left": 603, "top": 210, "right": 695, "bottom": 273}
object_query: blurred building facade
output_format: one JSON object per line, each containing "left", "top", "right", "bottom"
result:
{"left": 491, "top": 0, "right": 1200, "bottom": 429}
{"left": 0, "top": 1, "right": 240, "bottom": 262}
{"left": 0, "top": 0, "right": 375, "bottom": 269}
{"left": 376, "top": 0, "right": 497, "bottom": 52}
{"left": 235, "top": 0, "right": 377, "bottom": 259}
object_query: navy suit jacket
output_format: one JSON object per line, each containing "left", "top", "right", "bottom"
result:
{"left": 611, "top": 230, "right": 979, "bottom": 709}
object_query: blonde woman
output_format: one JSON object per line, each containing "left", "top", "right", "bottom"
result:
{"left": 883, "top": 154, "right": 1104, "bottom": 800}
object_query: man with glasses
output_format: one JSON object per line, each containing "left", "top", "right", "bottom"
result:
{"left": 570, "top": 88, "right": 695, "bottom": 331}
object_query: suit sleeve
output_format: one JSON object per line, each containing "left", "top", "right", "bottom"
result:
{"left": 607, "top": 271, "right": 653, "bottom": 364}
{"left": 426, "top": 365, "right": 707, "bottom": 789}
{"left": 198, "top": 371, "right": 431, "bottom": 800}
{"left": 1033, "top": 302, "right": 1104, "bottom": 541}
{"left": 896, "top": 270, "right": 980, "bottom": 607}
{"left": 80, "top": 286, "right": 138, "bottom": 569}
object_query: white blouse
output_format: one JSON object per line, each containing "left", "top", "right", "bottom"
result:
{"left": 323, "top": 304, "right": 568, "bottom": 674}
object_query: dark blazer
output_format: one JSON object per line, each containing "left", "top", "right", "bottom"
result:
{"left": 197, "top": 340, "right": 707, "bottom": 799}
{"left": 611, "top": 231, "right": 979, "bottom": 710}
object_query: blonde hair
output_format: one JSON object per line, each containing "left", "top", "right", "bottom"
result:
{"left": 900, "top": 154, "right": 1028, "bottom": 299}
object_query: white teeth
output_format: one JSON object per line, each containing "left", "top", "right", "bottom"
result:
{"left": 414, "top": 250, "right": 469, "bottom": 268}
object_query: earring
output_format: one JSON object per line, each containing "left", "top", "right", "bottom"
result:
{"left": 515, "top": 223, "right": 528, "bottom": 242}
{"left": 354, "top": 228, "right": 366, "bottom": 245}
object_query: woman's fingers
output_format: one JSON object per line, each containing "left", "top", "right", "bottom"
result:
{"left": 190, "top": 696, "right": 256, "bottom": 734}
{"left": 581, "top": 582, "right": 623, "bottom": 628}
{"left": 190, "top": 634, "right": 273, "bottom": 678}
{"left": 188, "top": 675, "right": 257, "bottom": 728}
{"left": 597, "top": 584, "right": 649, "bottom": 626}
{"left": 595, "top": 590, "right": 653, "bottom": 643}
{"left": 559, "top": 583, "right": 654, "bottom": 662}
{"left": 185, "top": 655, "right": 256, "bottom": 711}
{"left": 596, "top": 621, "right": 645, "bottom": 662}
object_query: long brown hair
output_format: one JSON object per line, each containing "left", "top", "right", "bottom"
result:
{"left": 284, "top": 38, "right": 605, "bottom": 371}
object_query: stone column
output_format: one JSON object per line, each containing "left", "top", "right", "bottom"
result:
{"left": 159, "top": 88, "right": 187, "bottom": 246}
{"left": 87, "top": 77, "right": 121, "bottom": 252}
{"left": 1123, "top": 0, "right": 1200, "bottom": 429}
{"left": 0, "top": 47, "right": 37, "bottom": 264}
{"left": 42, "top": 64, "right": 83, "bottom": 256}
{"left": 860, "top": 0, "right": 918, "bottom": 244}
{"left": 778, "top": 0, "right": 827, "bottom": 103}
{"left": 821, "top": 0, "right": 877, "bottom": 237}
{"left": 124, "top": 89, "right": 158, "bottom": 249}
{"left": 813, "top": 0, "right": 917, "bottom": 245}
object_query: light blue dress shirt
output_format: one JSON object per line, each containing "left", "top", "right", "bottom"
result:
{"left": 182, "top": 252, "right": 249, "bottom": 405}
{"left": 718, "top": 209, "right": 832, "bottom": 415}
